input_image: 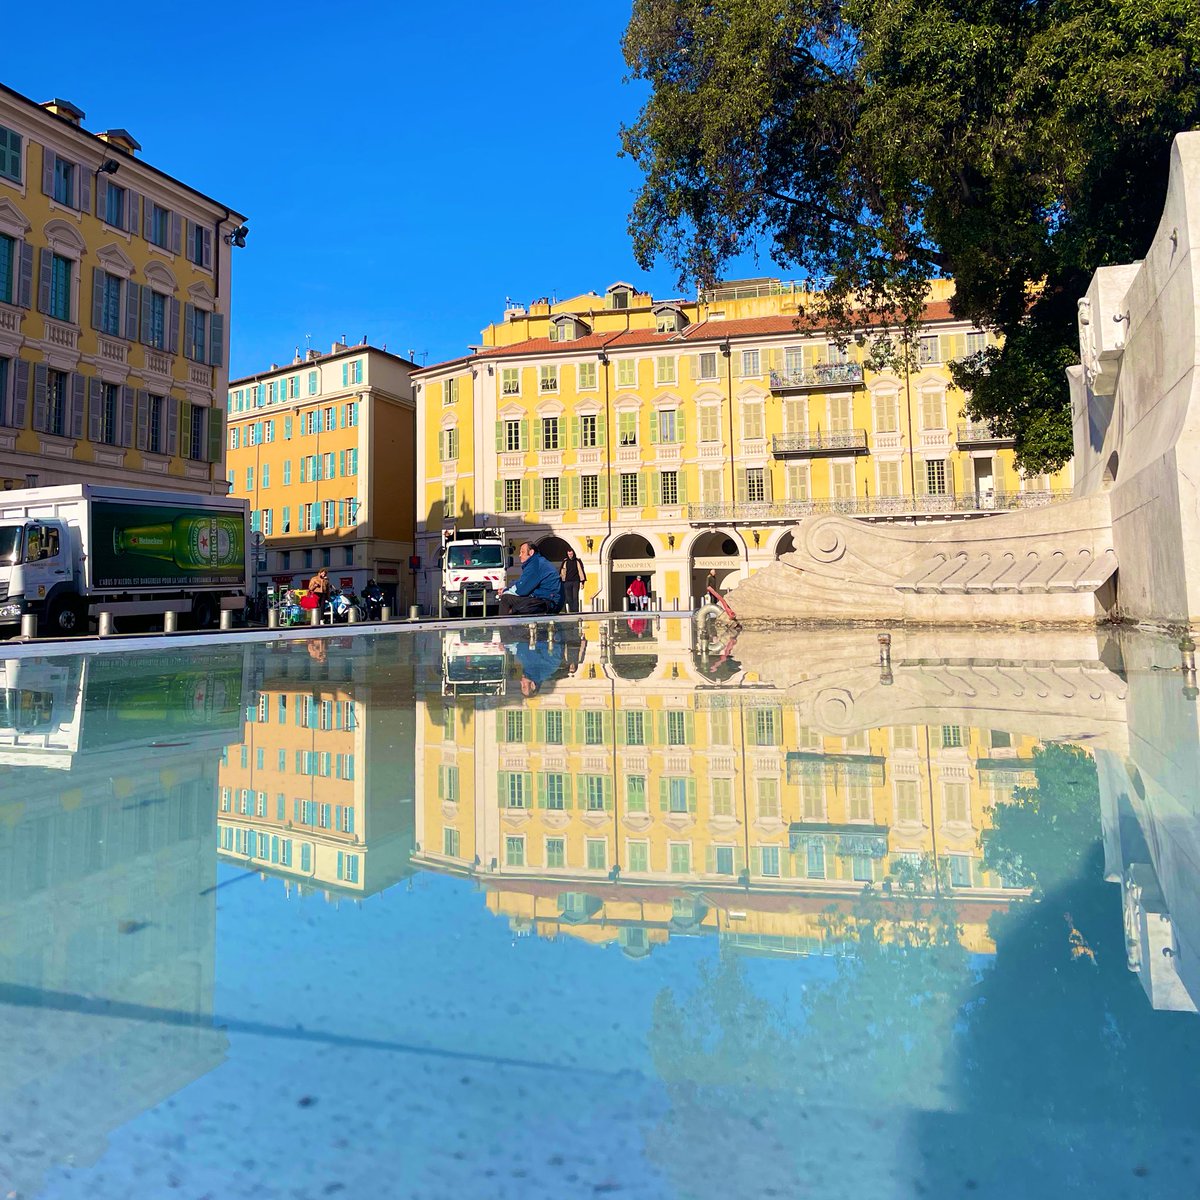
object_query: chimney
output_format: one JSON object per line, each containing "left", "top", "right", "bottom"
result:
{"left": 306, "top": 349, "right": 321, "bottom": 362}
{"left": 41, "top": 99, "right": 85, "bottom": 125}
{"left": 98, "top": 129, "right": 141, "bottom": 155}
{"left": 331, "top": 340, "right": 347, "bottom": 354}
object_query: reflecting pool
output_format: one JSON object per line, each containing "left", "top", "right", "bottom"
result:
{"left": 3, "top": 618, "right": 1200, "bottom": 1198}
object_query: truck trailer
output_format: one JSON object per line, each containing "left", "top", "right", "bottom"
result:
{"left": 0, "top": 484, "right": 249, "bottom": 636}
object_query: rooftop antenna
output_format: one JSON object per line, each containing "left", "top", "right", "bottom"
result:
{"left": 305, "top": 333, "right": 312, "bottom": 351}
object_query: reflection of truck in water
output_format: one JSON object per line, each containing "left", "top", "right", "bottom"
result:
{"left": 438, "top": 526, "right": 507, "bottom": 616}
{"left": 442, "top": 630, "right": 508, "bottom": 697}
{"left": 0, "top": 484, "right": 249, "bottom": 636}
{"left": 0, "top": 649, "right": 248, "bottom": 769}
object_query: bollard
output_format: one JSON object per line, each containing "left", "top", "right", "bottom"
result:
{"left": 268, "top": 607, "right": 278, "bottom": 629}
{"left": 672, "top": 596, "right": 679, "bottom": 611}
{"left": 99, "top": 611, "right": 115, "bottom": 637}
{"left": 623, "top": 595, "right": 630, "bottom": 612}
{"left": 347, "top": 605, "right": 359, "bottom": 624}
{"left": 528, "top": 623, "right": 537, "bottom": 647}
{"left": 547, "top": 623, "right": 555, "bottom": 647}
{"left": 164, "top": 611, "right": 178, "bottom": 633}
{"left": 310, "top": 607, "right": 320, "bottom": 627}
{"left": 381, "top": 604, "right": 392, "bottom": 622}
{"left": 408, "top": 604, "right": 419, "bottom": 621}
{"left": 219, "top": 609, "right": 233, "bottom": 631}
{"left": 20, "top": 613, "right": 37, "bottom": 639}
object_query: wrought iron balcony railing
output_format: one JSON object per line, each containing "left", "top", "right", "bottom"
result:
{"left": 686, "top": 489, "right": 1072, "bottom": 525}
{"left": 772, "top": 430, "right": 869, "bottom": 456}
{"left": 768, "top": 362, "right": 864, "bottom": 390}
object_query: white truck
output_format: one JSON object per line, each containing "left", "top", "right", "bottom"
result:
{"left": 0, "top": 484, "right": 249, "bottom": 636}
{"left": 437, "top": 526, "right": 508, "bottom": 617}
{"left": 441, "top": 629, "right": 509, "bottom": 697}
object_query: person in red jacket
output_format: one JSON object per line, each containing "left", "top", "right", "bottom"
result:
{"left": 626, "top": 575, "right": 649, "bottom": 610}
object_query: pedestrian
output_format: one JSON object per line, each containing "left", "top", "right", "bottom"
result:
{"left": 706, "top": 568, "right": 720, "bottom": 598}
{"left": 499, "top": 541, "right": 564, "bottom": 616}
{"left": 626, "top": 575, "right": 649, "bottom": 611}
{"left": 308, "top": 568, "right": 332, "bottom": 602}
{"left": 559, "top": 547, "right": 587, "bottom": 613}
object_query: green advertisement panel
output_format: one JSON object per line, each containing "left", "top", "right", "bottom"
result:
{"left": 90, "top": 500, "right": 246, "bottom": 588}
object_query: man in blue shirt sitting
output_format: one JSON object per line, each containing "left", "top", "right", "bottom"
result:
{"left": 499, "top": 541, "right": 564, "bottom": 616}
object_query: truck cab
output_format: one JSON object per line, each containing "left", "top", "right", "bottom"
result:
{"left": 0, "top": 519, "right": 80, "bottom": 634}
{"left": 438, "top": 526, "right": 508, "bottom": 616}
{"left": 441, "top": 630, "right": 508, "bottom": 697}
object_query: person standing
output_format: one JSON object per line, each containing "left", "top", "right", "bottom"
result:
{"left": 559, "top": 547, "right": 587, "bottom": 613}
{"left": 499, "top": 541, "right": 564, "bottom": 615}
{"left": 626, "top": 575, "right": 649, "bottom": 610}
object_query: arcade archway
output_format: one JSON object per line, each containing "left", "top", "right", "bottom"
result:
{"left": 688, "top": 529, "right": 743, "bottom": 605}
{"left": 609, "top": 533, "right": 657, "bottom": 609}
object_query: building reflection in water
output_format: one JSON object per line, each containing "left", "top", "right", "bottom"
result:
{"left": 0, "top": 648, "right": 248, "bottom": 1198}
{"left": 215, "top": 636, "right": 416, "bottom": 902}
{"left": 411, "top": 618, "right": 1064, "bottom": 960}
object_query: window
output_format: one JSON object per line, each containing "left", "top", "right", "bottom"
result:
{"left": 53, "top": 156, "right": 75, "bottom": 206}
{"left": 873, "top": 393, "right": 898, "bottom": 433}
{"left": 829, "top": 395, "right": 851, "bottom": 432}
{"left": 539, "top": 365, "right": 558, "bottom": 393}
{"left": 753, "top": 708, "right": 778, "bottom": 746}
{"left": 545, "top": 774, "right": 567, "bottom": 810}
{"left": 586, "top": 839, "right": 607, "bottom": 871}
{"left": 144, "top": 290, "right": 167, "bottom": 350}
{"left": 585, "top": 776, "right": 606, "bottom": 811}
{"left": 657, "top": 409, "right": 677, "bottom": 443}
{"left": 831, "top": 461, "right": 854, "bottom": 499}
{"left": 99, "top": 383, "right": 119, "bottom": 445}
{"left": 667, "top": 777, "right": 690, "bottom": 813}
{"left": 745, "top": 467, "right": 765, "bottom": 503}
{"left": 501, "top": 367, "right": 520, "bottom": 395}
{"left": 579, "top": 413, "right": 598, "bottom": 447}
{"left": 806, "top": 841, "right": 826, "bottom": 879}
{"left": 944, "top": 783, "right": 969, "bottom": 824}
{"left": 619, "top": 472, "right": 640, "bottom": 508}
{"left": 878, "top": 461, "right": 902, "bottom": 497}
{"left": 655, "top": 356, "right": 676, "bottom": 385}
{"left": 546, "top": 838, "right": 565, "bottom": 868}
{"left": 940, "top": 724, "right": 963, "bottom": 748}
{"left": 439, "top": 427, "right": 459, "bottom": 461}
{"left": 443, "top": 483, "right": 455, "bottom": 517}
{"left": 699, "top": 406, "right": 720, "bottom": 443}
{"left": 848, "top": 783, "right": 872, "bottom": 822}
{"left": 505, "top": 836, "right": 525, "bottom": 866}
{"left": 146, "top": 394, "right": 164, "bottom": 454}
{"left": 48, "top": 253, "right": 71, "bottom": 322}
{"left": 624, "top": 710, "right": 645, "bottom": 745}
{"left": 852, "top": 856, "right": 875, "bottom": 883}
{"left": 757, "top": 779, "right": 781, "bottom": 820}
{"left": 617, "top": 359, "right": 637, "bottom": 388}
{"left": 666, "top": 710, "right": 688, "bottom": 745}
{"left": 627, "top": 776, "right": 647, "bottom": 813}
{"left": 0, "top": 234, "right": 13, "bottom": 306}
{"left": 697, "top": 351, "right": 718, "bottom": 380}
{"left": 188, "top": 306, "right": 208, "bottom": 361}
{"left": 742, "top": 403, "right": 764, "bottom": 440}
{"left": 578, "top": 361, "right": 597, "bottom": 390}
{"left": 627, "top": 841, "right": 649, "bottom": 872}
{"left": 967, "top": 330, "right": 988, "bottom": 355}
{"left": 787, "top": 464, "right": 810, "bottom": 501}
{"left": 150, "top": 203, "right": 172, "bottom": 248}
{"left": 618, "top": 411, "right": 637, "bottom": 445}
{"left": 714, "top": 846, "right": 735, "bottom": 875}
{"left": 580, "top": 475, "right": 599, "bottom": 508}
{"left": 93, "top": 270, "right": 122, "bottom": 336}
{"left": 926, "top": 459, "right": 948, "bottom": 496}
{"left": 44, "top": 369, "right": 68, "bottom": 437}
{"left": 188, "top": 220, "right": 208, "bottom": 266}
{"left": 0, "top": 125, "right": 21, "bottom": 183}
{"left": 948, "top": 853, "right": 972, "bottom": 887}
{"left": 541, "top": 416, "right": 559, "bottom": 450}
{"left": 503, "top": 478, "right": 522, "bottom": 513}
{"left": 504, "top": 418, "right": 523, "bottom": 451}
{"left": 711, "top": 778, "right": 734, "bottom": 818}
{"left": 741, "top": 349, "right": 760, "bottom": 377}
{"left": 543, "top": 710, "right": 564, "bottom": 744}
{"left": 105, "top": 182, "right": 126, "bottom": 229}
{"left": 892, "top": 725, "right": 916, "bottom": 751}
{"left": 443, "top": 828, "right": 460, "bottom": 858}
{"left": 669, "top": 843, "right": 691, "bottom": 874}
{"left": 444, "top": 378, "right": 459, "bottom": 405}
{"left": 659, "top": 471, "right": 678, "bottom": 505}
{"left": 895, "top": 780, "right": 921, "bottom": 824}
{"left": 583, "top": 710, "right": 605, "bottom": 745}
{"left": 343, "top": 360, "right": 363, "bottom": 386}
{"left": 920, "top": 391, "right": 945, "bottom": 430}
{"left": 541, "top": 477, "right": 560, "bottom": 510}
{"left": 918, "top": 335, "right": 941, "bottom": 365}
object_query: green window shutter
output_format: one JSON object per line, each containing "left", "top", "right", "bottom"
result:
{"left": 734, "top": 848, "right": 747, "bottom": 873}
{"left": 604, "top": 777, "right": 613, "bottom": 811}
{"left": 705, "top": 846, "right": 715, "bottom": 873}
{"left": 677, "top": 411, "right": 686, "bottom": 443}
{"left": 598, "top": 474, "right": 609, "bottom": 505}
{"left": 602, "top": 711, "right": 612, "bottom": 743}
{"left": 639, "top": 470, "right": 649, "bottom": 507}
{"left": 769, "top": 348, "right": 783, "bottom": 372}
{"left": 596, "top": 415, "right": 606, "bottom": 447}
{"left": 659, "top": 778, "right": 669, "bottom": 811}
{"left": 564, "top": 775, "right": 574, "bottom": 809}
{"left": 649, "top": 410, "right": 659, "bottom": 444}
{"left": 523, "top": 772, "right": 534, "bottom": 801}
{"left": 534, "top": 711, "right": 544, "bottom": 742}
{"left": 536, "top": 772, "right": 546, "bottom": 808}
{"left": 497, "top": 771, "right": 510, "bottom": 806}
{"left": 495, "top": 420, "right": 504, "bottom": 451}
{"left": 520, "top": 418, "right": 529, "bottom": 450}
{"left": 615, "top": 714, "right": 626, "bottom": 745}
{"left": 658, "top": 711, "right": 668, "bottom": 743}
{"left": 569, "top": 475, "right": 579, "bottom": 510}
{"left": 685, "top": 711, "right": 695, "bottom": 743}
{"left": 437, "top": 430, "right": 445, "bottom": 461}
{"left": 521, "top": 477, "right": 531, "bottom": 512}
{"left": 750, "top": 848, "right": 762, "bottom": 876}
{"left": 735, "top": 469, "right": 748, "bottom": 502}
{"left": 207, "top": 408, "right": 223, "bottom": 463}
{"left": 687, "top": 778, "right": 697, "bottom": 812}
{"left": 570, "top": 415, "right": 579, "bottom": 448}
{"left": 764, "top": 468, "right": 774, "bottom": 501}
{"left": 678, "top": 471, "right": 688, "bottom": 504}
{"left": 437, "top": 765, "right": 444, "bottom": 799}
{"left": 533, "top": 418, "right": 542, "bottom": 451}
{"left": 651, "top": 472, "right": 662, "bottom": 506}
{"left": 495, "top": 481, "right": 503, "bottom": 511}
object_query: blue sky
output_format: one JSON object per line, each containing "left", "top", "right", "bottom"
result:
{"left": 6, "top": 2, "right": 770, "bottom": 378}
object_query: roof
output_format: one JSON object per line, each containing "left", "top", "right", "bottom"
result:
{"left": 0, "top": 81, "right": 245, "bottom": 221}
{"left": 228, "top": 343, "right": 419, "bottom": 387}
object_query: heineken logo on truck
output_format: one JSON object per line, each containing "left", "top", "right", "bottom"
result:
{"left": 115, "top": 516, "right": 241, "bottom": 569}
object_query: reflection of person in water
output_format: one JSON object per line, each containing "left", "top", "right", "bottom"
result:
{"left": 514, "top": 635, "right": 565, "bottom": 697}
{"left": 628, "top": 616, "right": 649, "bottom": 638}
{"left": 306, "top": 638, "right": 327, "bottom": 663}
{"left": 563, "top": 627, "right": 588, "bottom": 675}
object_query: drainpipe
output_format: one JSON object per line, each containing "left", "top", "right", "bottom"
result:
{"left": 903, "top": 334, "right": 917, "bottom": 518}
{"left": 600, "top": 347, "right": 613, "bottom": 606}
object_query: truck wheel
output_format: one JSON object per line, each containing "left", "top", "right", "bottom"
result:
{"left": 45, "top": 596, "right": 85, "bottom": 637}
{"left": 192, "top": 596, "right": 217, "bottom": 629}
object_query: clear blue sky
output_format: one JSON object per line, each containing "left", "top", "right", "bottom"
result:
{"left": 6, "top": 2, "right": 768, "bottom": 377}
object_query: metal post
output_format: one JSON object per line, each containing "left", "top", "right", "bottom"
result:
{"left": 268, "top": 607, "right": 279, "bottom": 629}
{"left": 220, "top": 609, "right": 233, "bottom": 631}
{"left": 20, "top": 613, "right": 37, "bottom": 639}
{"left": 408, "top": 604, "right": 419, "bottom": 621}
{"left": 347, "top": 605, "right": 359, "bottom": 624}
{"left": 381, "top": 604, "right": 393, "bottom": 622}
{"left": 623, "top": 595, "right": 630, "bottom": 612}
{"left": 99, "top": 611, "right": 114, "bottom": 637}
{"left": 164, "top": 611, "right": 178, "bottom": 633}
{"left": 547, "top": 623, "right": 555, "bottom": 647}
{"left": 310, "top": 607, "right": 320, "bottom": 627}
{"left": 672, "top": 596, "right": 679, "bottom": 611}
{"left": 528, "top": 623, "right": 537, "bottom": 647}
{"left": 462, "top": 591, "right": 468, "bottom": 618}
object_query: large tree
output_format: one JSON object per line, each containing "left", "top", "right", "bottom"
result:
{"left": 620, "top": 0, "right": 1200, "bottom": 471}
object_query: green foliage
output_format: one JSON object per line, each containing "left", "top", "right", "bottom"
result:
{"left": 621, "top": 0, "right": 1200, "bottom": 471}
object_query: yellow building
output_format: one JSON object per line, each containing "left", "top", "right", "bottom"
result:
{"left": 413, "top": 279, "right": 1073, "bottom": 609}
{"left": 225, "top": 343, "right": 417, "bottom": 603}
{"left": 0, "top": 85, "right": 245, "bottom": 493}
{"left": 215, "top": 638, "right": 415, "bottom": 900}
{"left": 413, "top": 618, "right": 1036, "bottom": 958}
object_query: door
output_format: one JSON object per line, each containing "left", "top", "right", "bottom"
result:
{"left": 974, "top": 457, "right": 994, "bottom": 509}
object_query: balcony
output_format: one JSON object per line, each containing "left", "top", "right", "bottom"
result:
{"left": 686, "top": 489, "right": 1073, "bottom": 526}
{"left": 772, "top": 429, "right": 869, "bottom": 458}
{"left": 43, "top": 319, "right": 80, "bottom": 351}
{"left": 957, "top": 420, "right": 1016, "bottom": 448}
{"left": 769, "top": 362, "right": 864, "bottom": 391}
